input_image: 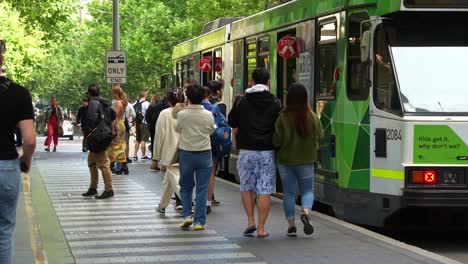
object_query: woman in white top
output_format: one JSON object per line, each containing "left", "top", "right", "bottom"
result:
{"left": 153, "top": 90, "right": 184, "bottom": 213}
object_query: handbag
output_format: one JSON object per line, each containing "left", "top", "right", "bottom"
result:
{"left": 57, "top": 123, "right": 64, "bottom": 135}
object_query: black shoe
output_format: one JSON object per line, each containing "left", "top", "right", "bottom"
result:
{"left": 53, "top": 146, "right": 57, "bottom": 152}
{"left": 141, "top": 156, "right": 150, "bottom": 160}
{"left": 206, "top": 205, "right": 211, "bottom": 215}
{"left": 82, "top": 148, "right": 87, "bottom": 152}
{"left": 300, "top": 213, "right": 314, "bottom": 235}
{"left": 287, "top": 226, "right": 297, "bottom": 237}
{"left": 116, "top": 163, "right": 129, "bottom": 175}
{"left": 110, "top": 162, "right": 116, "bottom": 174}
{"left": 127, "top": 158, "right": 133, "bottom": 164}
{"left": 95, "top": 190, "right": 114, "bottom": 199}
{"left": 44, "top": 147, "right": 50, "bottom": 152}
{"left": 82, "top": 188, "right": 97, "bottom": 197}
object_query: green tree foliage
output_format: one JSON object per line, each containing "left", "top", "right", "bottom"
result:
{"left": 0, "top": 2, "right": 47, "bottom": 85}
{"left": 4, "top": 0, "right": 280, "bottom": 111}
{"left": 6, "top": 0, "right": 78, "bottom": 43}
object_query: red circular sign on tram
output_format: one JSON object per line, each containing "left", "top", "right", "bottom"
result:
{"left": 199, "top": 56, "right": 212, "bottom": 72}
{"left": 215, "top": 57, "right": 222, "bottom": 72}
{"left": 277, "top": 36, "right": 297, "bottom": 59}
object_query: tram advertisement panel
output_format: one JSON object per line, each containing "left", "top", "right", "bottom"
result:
{"left": 413, "top": 125, "right": 468, "bottom": 164}
{"left": 296, "top": 20, "right": 314, "bottom": 102}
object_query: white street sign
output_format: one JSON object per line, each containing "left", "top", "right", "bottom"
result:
{"left": 106, "top": 50, "right": 127, "bottom": 84}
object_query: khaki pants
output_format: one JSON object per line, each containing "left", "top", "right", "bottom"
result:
{"left": 88, "top": 151, "right": 113, "bottom": 191}
{"left": 159, "top": 165, "right": 181, "bottom": 208}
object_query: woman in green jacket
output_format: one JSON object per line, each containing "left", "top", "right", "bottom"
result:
{"left": 273, "top": 83, "right": 323, "bottom": 236}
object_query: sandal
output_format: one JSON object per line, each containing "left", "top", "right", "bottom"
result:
{"left": 257, "top": 231, "right": 270, "bottom": 238}
{"left": 242, "top": 225, "right": 257, "bottom": 236}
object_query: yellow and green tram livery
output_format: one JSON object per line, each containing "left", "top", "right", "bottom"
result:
{"left": 172, "top": 0, "right": 468, "bottom": 227}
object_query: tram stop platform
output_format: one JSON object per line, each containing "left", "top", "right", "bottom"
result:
{"left": 13, "top": 140, "right": 462, "bottom": 264}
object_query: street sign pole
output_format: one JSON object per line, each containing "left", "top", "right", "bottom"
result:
{"left": 112, "top": 0, "right": 120, "bottom": 51}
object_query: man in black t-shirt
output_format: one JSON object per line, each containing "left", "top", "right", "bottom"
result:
{"left": 0, "top": 53, "right": 36, "bottom": 263}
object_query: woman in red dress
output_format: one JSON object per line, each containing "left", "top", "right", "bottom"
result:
{"left": 44, "top": 97, "right": 64, "bottom": 152}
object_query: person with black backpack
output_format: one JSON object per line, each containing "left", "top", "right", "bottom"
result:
{"left": 82, "top": 84, "right": 116, "bottom": 199}
{"left": 132, "top": 91, "right": 150, "bottom": 161}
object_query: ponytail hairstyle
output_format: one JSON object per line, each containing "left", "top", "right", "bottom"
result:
{"left": 284, "top": 83, "right": 317, "bottom": 137}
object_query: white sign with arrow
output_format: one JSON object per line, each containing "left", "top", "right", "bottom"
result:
{"left": 106, "top": 50, "right": 127, "bottom": 84}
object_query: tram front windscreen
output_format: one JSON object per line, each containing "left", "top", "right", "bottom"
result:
{"left": 381, "top": 12, "right": 468, "bottom": 115}
{"left": 391, "top": 47, "right": 468, "bottom": 114}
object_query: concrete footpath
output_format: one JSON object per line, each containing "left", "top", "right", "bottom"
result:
{"left": 14, "top": 140, "right": 462, "bottom": 264}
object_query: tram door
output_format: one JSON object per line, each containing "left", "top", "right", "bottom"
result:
{"left": 202, "top": 51, "right": 213, "bottom": 86}
{"left": 277, "top": 29, "right": 297, "bottom": 106}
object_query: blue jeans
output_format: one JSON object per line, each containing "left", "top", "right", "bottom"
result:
{"left": 179, "top": 150, "right": 212, "bottom": 225}
{"left": 0, "top": 160, "right": 21, "bottom": 264}
{"left": 278, "top": 163, "right": 315, "bottom": 220}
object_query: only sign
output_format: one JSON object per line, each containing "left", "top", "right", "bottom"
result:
{"left": 199, "top": 57, "right": 212, "bottom": 72}
{"left": 277, "top": 36, "right": 297, "bottom": 59}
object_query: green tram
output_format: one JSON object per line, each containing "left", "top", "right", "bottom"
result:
{"left": 172, "top": 0, "right": 468, "bottom": 227}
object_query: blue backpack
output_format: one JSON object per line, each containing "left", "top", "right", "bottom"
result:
{"left": 208, "top": 105, "right": 232, "bottom": 160}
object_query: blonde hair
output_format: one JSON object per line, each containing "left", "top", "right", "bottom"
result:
{"left": 112, "top": 85, "right": 128, "bottom": 108}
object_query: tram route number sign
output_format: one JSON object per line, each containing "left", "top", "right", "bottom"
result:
{"left": 106, "top": 50, "right": 127, "bottom": 84}
{"left": 277, "top": 36, "right": 297, "bottom": 59}
{"left": 199, "top": 56, "right": 212, "bottom": 72}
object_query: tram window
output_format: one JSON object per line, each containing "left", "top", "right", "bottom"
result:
{"left": 373, "top": 25, "right": 402, "bottom": 115}
{"left": 214, "top": 49, "right": 222, "bottom": 80}
{"left": 246, "top": 41, "right": 257, "bottom": 86}
{"left": 233, "top": 40, "right": 244, "bottom": 105}
{"left": 317, "top": 21, "right": 337, "bottom": 100}
{"left": 188, "top": 59, "right": 194, "bottom": 80}
{"left": 202, "top": 52, "right": 213, "bottom": 85}
{"left": 258, "top": 37, "right": 270, "bottom": 72}
{"left": 176, "top": 61, "right": 182, "bottom": 88}
{"left": 347, "top": 13, "right": 370, "bottom": 101}
{"left": 192, "top": 53, "right": 200, "bottom": 84}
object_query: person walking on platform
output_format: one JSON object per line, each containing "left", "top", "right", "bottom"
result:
{"left": 176, "top": 84, "right": 215, "bottom": 231}
{"left": 228, "top": 68, "right": 281, "bottom": 238}
{"left": 147, "top": 95, "right": 169, "bottom": 171}
{"left": 154, "top": 89, "right": 183, "bottom": 214}
{"left": 108, "top": 86, "right": 130, "bottom": 175}
{"left": 82, "top": 84, "right": 114, "bottom": 199}
{"left": 207, "top": 80, "right": 226, "bottom": 207}
{"left": 76, "top": 98, "right": 89, "bottom": 152}
{"left": 0, "top": 53, "right": 36, "bottom": 264}
{"left": 124, "top": 100, "right": 135, "bottom": 163}
{"left": 44, "top": 97, "right": 64, "bottom": 152}
{"left": 273, "top": 83, "right": 323, "bottom": 236}
{"left": 132, "top": 91, "right": 150, "bottom": 161}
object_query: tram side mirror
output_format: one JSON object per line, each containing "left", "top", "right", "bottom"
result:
{"left": 360, "top": 30, "right": 370, "bottom": 63}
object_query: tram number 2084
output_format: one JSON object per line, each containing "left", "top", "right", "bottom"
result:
{"left": 386, "top": 129, "right": 402, "bottom": 141}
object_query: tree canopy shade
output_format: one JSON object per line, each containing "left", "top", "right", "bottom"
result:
{"left": 0, "top": 0, "right": 282, "bottom": 111}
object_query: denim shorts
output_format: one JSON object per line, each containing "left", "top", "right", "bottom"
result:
{"left": 237, "top": 150, "right": 276, "bottom": 195}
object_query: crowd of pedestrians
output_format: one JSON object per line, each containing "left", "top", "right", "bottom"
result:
{"left": 147, "top": 68, "right": 323, "bottom": 235}
{"left": 74, "top": 67, "right": 323, "bottom": 235}
{"left": 0, "top": 65, "right": 323, "bottom": 264}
